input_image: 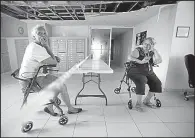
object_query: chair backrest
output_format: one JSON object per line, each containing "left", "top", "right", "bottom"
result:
{"left": 184, "top": 54, "right": 195, "bottom": 87}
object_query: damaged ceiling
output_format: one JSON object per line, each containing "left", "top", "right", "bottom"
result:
{"left": 1, "top": 1, "right": 177, "bottom": 20}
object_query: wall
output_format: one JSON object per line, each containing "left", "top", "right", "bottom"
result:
{"left": 45, "top": 23, "right": 52, "bottom": 37}
{"left": 1, "top": 39, "right": 11, "bottom": 73}
{"left": 113, "top": 37, "right": 122, "bottom": 66}
{"left": 1, "top": 16, "right": 28, "bottom": 37}
{"left": 52, "top": 26, "right": 89, "bottom": 37}
{"left": 120, "top": 29, "right": 133, "bottom": 67}
{"left": 1, "top": 15, "right": 28, "bottom": 73}
{"left": 165, "top": 1, "right": 194, "bottom": 90}
{"left": 113, "top": 29, "right": 133, "bottom": 67}
{"left": 131, "top": 4, "right": 177, "bottom": 88}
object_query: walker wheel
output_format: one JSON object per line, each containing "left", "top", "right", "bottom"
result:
{"left": 184, "top": 97, "right": 189, "bottom": 101}
{"left": 184, "top": 92, "right": 187, "bottom": 96}
{"left": 59, "top": 115, "right": 68, "bottom": 125}
{"left": 114, "top": 88, "right": 121, "bottom": 94}
{"left": 56, "top": 98, "right": 61, "bottom": 105}
{"left": 156, "top": 99, "right": 161, "bottom": 107}
{"left": 131, "top": 87, "right": 136, "bottom": 93}
{"left": 128, "top": 100, "right": 133, "bottom": 109}
{"left": 21, "top": 121, "right": 33, "bottom": 133}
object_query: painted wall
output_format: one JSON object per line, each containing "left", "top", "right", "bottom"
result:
{"left": 113, "top": 29, "right": 133, "bottom": 67}
{"left": 52, "top": 25, "right": 89, "bottom": 37}
{"left": 165, "top": 1, "right": 194, "bottom": 90}
{"left": 45, "top": 23, "right": 52, "bottom": 37}
{"left": 1, "top": 16, "right": 28, "bottom": 37}
{"left": 120, "top": 29, "right": 133, "bottom": 67}
{"left": 131, "top": 4, "right": 177, "bottom": 88}
{"left": 112, "top": 37, "right": 122, "bottom": 67}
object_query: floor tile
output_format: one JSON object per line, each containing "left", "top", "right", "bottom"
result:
{"left": 106, "top": 122, "right": 142, "bottom": 137}
{"left": 73, "top": 121, "right": 107, "bottom": 137}
{"left": 165, "top": 122, "right": 194, "bottom": 137}
{"left": 1, "top": 117, "right": 48, "bottom": 137}
{"left": 103, "top": 105, "right": 134, "bottom": 122}
{"left": 77, "top": 105, "right": 104, "bottom": 122}
{"left": 136, "top": 123, "right": 176, "bottom": 137}
{"left": 151, "top": 107, "right": 194, "bottom": 122}
{"left": 38, "top": 119, "right": 75, "bottom": 137}
{"left": 128, "top": 107, "right": 162, "bottom": 123}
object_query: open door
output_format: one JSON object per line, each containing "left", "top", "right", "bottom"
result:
{"left": 89, "top": 27, "right": 112, "bottom": 66}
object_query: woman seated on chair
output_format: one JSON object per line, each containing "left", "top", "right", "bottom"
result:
{"left": 127, "top": 37, "right": 162, "bottom": 112}
{"left": 19, "top": 25, "right": 82, "bottom": 116}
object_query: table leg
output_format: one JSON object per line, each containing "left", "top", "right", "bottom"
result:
{"left": 97, "top": 74, "right": 108, "bottom": 105}
{"left": 75, "top": 73, "right": 108, "bottom": 105}
{"left": 75, "top": 73, "right": 85, "bottom": 105}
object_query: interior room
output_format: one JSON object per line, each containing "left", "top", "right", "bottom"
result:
{"left": 1, "top": 1, "right": 194, "bottom": 137}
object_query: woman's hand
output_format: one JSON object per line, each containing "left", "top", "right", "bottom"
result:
{"left": 152, "top": 49, "right": 162, "bottom": 64}
{"left": 55, "top": 56, "right": 61, "bottom": 63}
{"left": 139, "top": 57, "right": 150, "bottom": 64}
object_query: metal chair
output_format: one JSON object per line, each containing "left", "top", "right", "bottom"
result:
{"left": 114, "top": 62, "right": 161, "bottom": 109}
{"left": 11, "top": 64, "right": 68, "bottom": 133}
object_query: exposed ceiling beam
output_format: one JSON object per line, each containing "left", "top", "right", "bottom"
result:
{"left": 22, "top": 1, "right": 52, "bottom": 20}
{"left": 1, "top": 1, "right": 147, "bottom": 7}
{"left": 63, "top": 6, "right": 75, "bottom": 20}
{"left": 1, "top": 5, "right": 27, "bottom": 18}
{"left": 47, "top": 7, "right": 64, "bottom": 20}
{"left": 70, "top": 7, "right": 79, "bottom": 20}
{"left": 99, "top": 3, "right": 102, "bottom": 12}
{"left": 80, "top": 5, "right": 85, "bottom": 14}
{"left": 38, "top": 15, "right": 85, "bottom": 18}
{"left": 113, "top": 2, "right": 121, "bottom": 12}
{"left": 1, "top": 6, "right": 27, "bottom": 19}
{"left": 104, "top": 4, "right": 107, "bottom": 12}
{"left": 30, "top": 7, "right": 52, "bottom": 20}
{"left": 127, "top": 2, "right": 139, "bottom": 12}
{"left": 74, "top": 10, "right": 79, "bottom": 20}
{"left": 6, "top": 5, "right": 41, "bottom": 19}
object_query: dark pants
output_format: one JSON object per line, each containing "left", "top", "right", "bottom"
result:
{"left": 127, "top": 71, "right": 162, "bottom": 95}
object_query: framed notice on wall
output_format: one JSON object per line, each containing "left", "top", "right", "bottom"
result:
{"left": 136, "top": 31, "right": 147, "bottom": 45}
{"left": 176, "top": 26, "right": 190, "bottom": 38}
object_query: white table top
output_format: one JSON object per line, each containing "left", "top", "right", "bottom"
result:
{"left": 75, "top": 59, "right": 113, "bottom": 74}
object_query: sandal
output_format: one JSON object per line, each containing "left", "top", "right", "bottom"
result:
{"left": 44, "top": 107, "right": 58, "bottom": 116}
{"left": 134, "top": 104, "right": 144, "bottom": 112}
{"left": 67, "top": 108, "right": 82, "bottom": 114}
{"left": 143, "top": 101, "right": 157, "bottom": 109}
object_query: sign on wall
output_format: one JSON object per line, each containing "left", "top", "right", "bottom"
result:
{"left": 136, "top": 31, "right": 147, "bottom": 45}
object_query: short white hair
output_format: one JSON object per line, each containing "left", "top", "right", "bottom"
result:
{"left": 31, "top": 25, "right": 46, "bottom": 40}
{"left": 143, "top": 37, "right": 156, "bottom": 45}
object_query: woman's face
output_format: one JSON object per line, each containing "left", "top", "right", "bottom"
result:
{"left": 142, "top": 39, "right": 152, "bottom": 52}
{"left": 35, "top": 28, "right": 48, "bottom": 46}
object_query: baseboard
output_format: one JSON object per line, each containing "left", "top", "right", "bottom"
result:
{"left": 163, "top": 88, "right": 194, "bottom": 93}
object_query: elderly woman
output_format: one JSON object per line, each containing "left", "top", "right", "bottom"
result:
{"left": 19, "top": 25, "right": 82, "bottom": 115}
{"left": 127, "top": 37, "right": 162, "bottom": 111}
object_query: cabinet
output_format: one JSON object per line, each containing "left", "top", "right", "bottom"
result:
{"left": 49, "top": 37, "right": 86, "bottom": 72}
{"left": 1, "top": 39, "right": 11, "bottom": 73}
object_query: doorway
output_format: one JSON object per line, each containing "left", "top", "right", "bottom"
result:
{"left": 110, "top": 28, "right": 133, "bottom": 69}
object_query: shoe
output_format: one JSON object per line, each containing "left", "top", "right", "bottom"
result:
{"left": 67, "top": 108, "right": 82, "bottom": 114}
{"left": 44, "top": 107, "right": 58, "bottom": 116}
{"left": 135, "top": 104, "right": 144, "bottom": 112}
{"left": 143, "top": 101, "right": 157, "bottom": 109}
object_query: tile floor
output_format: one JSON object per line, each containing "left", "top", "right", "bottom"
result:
{"left": 1, "top": 67, "right": 194, "bottom": 137}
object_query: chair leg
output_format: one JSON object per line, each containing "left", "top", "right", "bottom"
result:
{"left": 51, "top": 98, "right": 64, "bottom": 116}
{"left": 184, "top": 91, "right": 194, "bottom": 101}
